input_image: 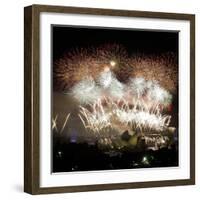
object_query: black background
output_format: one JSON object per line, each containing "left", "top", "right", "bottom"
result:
{"left": 53, "top": 26, "right": 178, "bottom": 61}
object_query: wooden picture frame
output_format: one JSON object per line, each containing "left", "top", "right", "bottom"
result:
{"left": 24, "top": 4, "right": 195, "bottom": 194}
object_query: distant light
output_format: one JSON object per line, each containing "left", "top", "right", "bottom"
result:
{"left": 70, "top": 128, "right": 77, "bottom": 143}
{"left": 142, "top": 156, "right": 147, "bottom": 162}
{"left": 142, "top": 156, "right": 150, "bottom": 165}
{"left": 161, "top": 138, "right": 165, "bottom": 144}
{"left": 110, "top": 60, "right": 116, "bottom": 67}
{"left": 70, "top": 139, "right": 77, "bottom": 143}
{"left": 57, "top": 151, "right": 63, "bottom": 158}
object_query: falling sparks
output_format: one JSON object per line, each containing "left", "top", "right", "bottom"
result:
{"left": 78, "top": 98, "right": 171, "bottom": 134}
{"left": 79, "top": 100, "right": 112, "bottom": 133}
{"left": 114, "top": 106, "right": 171, "bottom": 132}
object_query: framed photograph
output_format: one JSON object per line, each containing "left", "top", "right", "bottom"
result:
{"left": 24, "top": 4, "right": 195, "bottom": 194}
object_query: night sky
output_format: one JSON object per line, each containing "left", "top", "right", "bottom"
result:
{"left": 53, "top": 25, "right": 178, "bottom": 61}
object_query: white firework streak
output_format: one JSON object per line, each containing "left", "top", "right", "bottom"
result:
{"left": 52, "top": 113, "right": 71, "bottom": 133}
{"left": 52, "top": 114, "right": 58, "bottom": 132}
{"left": 78, "top": 98, "right": 171, "bottom": 134}
{"left": 60, "top": 113, "right": 71, "bottom": 133}
{"left": 113, "top": 108, "right": 171, "bottom": 132}
{"left": 79, "top": 100, "right": 112, "bottom": 133}
{"left": 70, "top": 76, "right": 102, "bottom": 104}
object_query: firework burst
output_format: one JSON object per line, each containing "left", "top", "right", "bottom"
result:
{"left": 54, "top": 44, "right": 178, "bottom": 94}
{"left": 78, "top": 98, "right": 171, "bottom": 134}
{"left": 53, "top": 44, "right": 128, "bottom": 91}
{"left": 128, "top": 78, "right": 172, "bottom": 107}
{"left": 70, "top": 76, "right": 102, "bottom": 104}
{"left": 53, "top": 43, "right": 177, "bottom": 149}
{"left": 127, "top": 53, "right": 178, "bottom": 93}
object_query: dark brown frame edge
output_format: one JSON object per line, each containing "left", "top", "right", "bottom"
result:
{"left": 24, "top": 4, "right": 195, "bottom": 195}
